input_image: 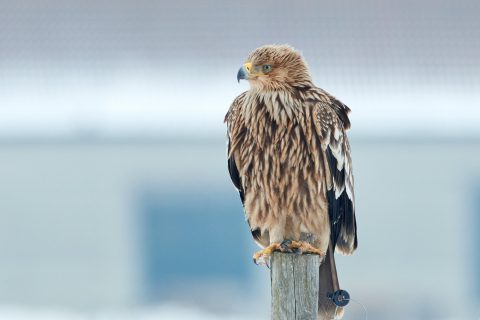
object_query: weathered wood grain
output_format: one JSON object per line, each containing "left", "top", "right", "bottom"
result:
{"left": 271, "top": 252, "right": 320, "bottom": 320}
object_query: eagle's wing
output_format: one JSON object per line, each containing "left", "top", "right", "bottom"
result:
{"left": 313, "top": 91, "right": 357, "bottom": 255}
{"left": 225, "top": 92, "right": 247, "bottom": 204}
{"left": 225, "top": 92, "right": 266, "bottom": 245}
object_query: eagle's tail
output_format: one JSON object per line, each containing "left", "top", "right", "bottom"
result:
{"left": 318, "top": 242, "right": 344, "bottom": 319}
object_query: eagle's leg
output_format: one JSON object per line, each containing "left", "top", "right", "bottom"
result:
{"left": 280, "top": 239, "right": 326, "bottom": 256}
{"left": 253, "top": 243, "right": 282, "bottom": 265}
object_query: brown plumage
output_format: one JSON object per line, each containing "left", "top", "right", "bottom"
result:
{"left": 225, "top": 45, "right": 357, "bottom": 318}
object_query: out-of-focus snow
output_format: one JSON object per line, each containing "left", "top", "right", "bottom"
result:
{"left": 0, "top": 304, "right": 259, "bottom": 320}
{"left": 0, "top": 305, "right": 475, "bottom": 320}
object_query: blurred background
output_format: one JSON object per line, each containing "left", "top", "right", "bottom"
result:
{"left": 0, "top": 1, "right": 479, "bottom": 319}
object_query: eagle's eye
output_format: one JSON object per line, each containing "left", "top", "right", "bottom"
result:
{"left": 263, "top": 64, "right": 272, "bottom": 73}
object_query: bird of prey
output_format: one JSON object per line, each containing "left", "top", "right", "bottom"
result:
{"left": 225, "top": 45, "right": 357, "bottom": 318}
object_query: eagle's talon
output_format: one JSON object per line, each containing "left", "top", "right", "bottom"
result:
{"left": 253, "top": 254, "right": 269, "bottom": 266}
{"left": 252, "top": 242, "right": 282, "bottom": 266}
{"left": 262, "top": 258, "right": 270, "bottom": 267}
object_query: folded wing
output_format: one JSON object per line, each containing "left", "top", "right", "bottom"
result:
{"left": 313, "top": 92, "right": 357, "bottom": 254}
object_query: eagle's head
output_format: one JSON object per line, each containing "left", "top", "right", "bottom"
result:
{"left": 237, "top": 44, "right": 312, "bottom": 90}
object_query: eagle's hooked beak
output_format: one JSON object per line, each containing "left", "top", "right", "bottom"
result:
{"left": 237, "top": 62, "right": 253, "bottom": 82}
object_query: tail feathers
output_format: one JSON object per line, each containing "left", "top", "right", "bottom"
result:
{"left": 318, "top": 243, "right": 344, "bottom": 319}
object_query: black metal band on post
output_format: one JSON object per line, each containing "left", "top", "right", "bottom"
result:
{"left": 327, "top": 289, "right": 350, "bottom": 307}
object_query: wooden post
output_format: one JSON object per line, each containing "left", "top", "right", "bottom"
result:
{"left": 270, "top": 252, "right": 320, "bottom": 320}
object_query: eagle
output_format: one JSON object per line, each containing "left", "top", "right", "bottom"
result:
{"left": 225, "top": 45, "right": 357, "bottom": 318}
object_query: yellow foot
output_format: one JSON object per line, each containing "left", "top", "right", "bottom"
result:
{"left": 252, "top": 240, "right": 325, "bottom": 266}
{"left": 253, "top": 243, "right": 281, "bottom": 266}
{"left": 282, "top": 240, "right": 326, "bottom": 256}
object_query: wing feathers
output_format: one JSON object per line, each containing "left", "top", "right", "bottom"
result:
{"left": 226, "top": 93, "right": 247, "bottom": 205}
{"left": 314, "top": 96, "right": 357, "bottom": 254}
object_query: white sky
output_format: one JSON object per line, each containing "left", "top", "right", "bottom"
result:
{"left": 0, "top": 67, "right": 478, "bottom": 139}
